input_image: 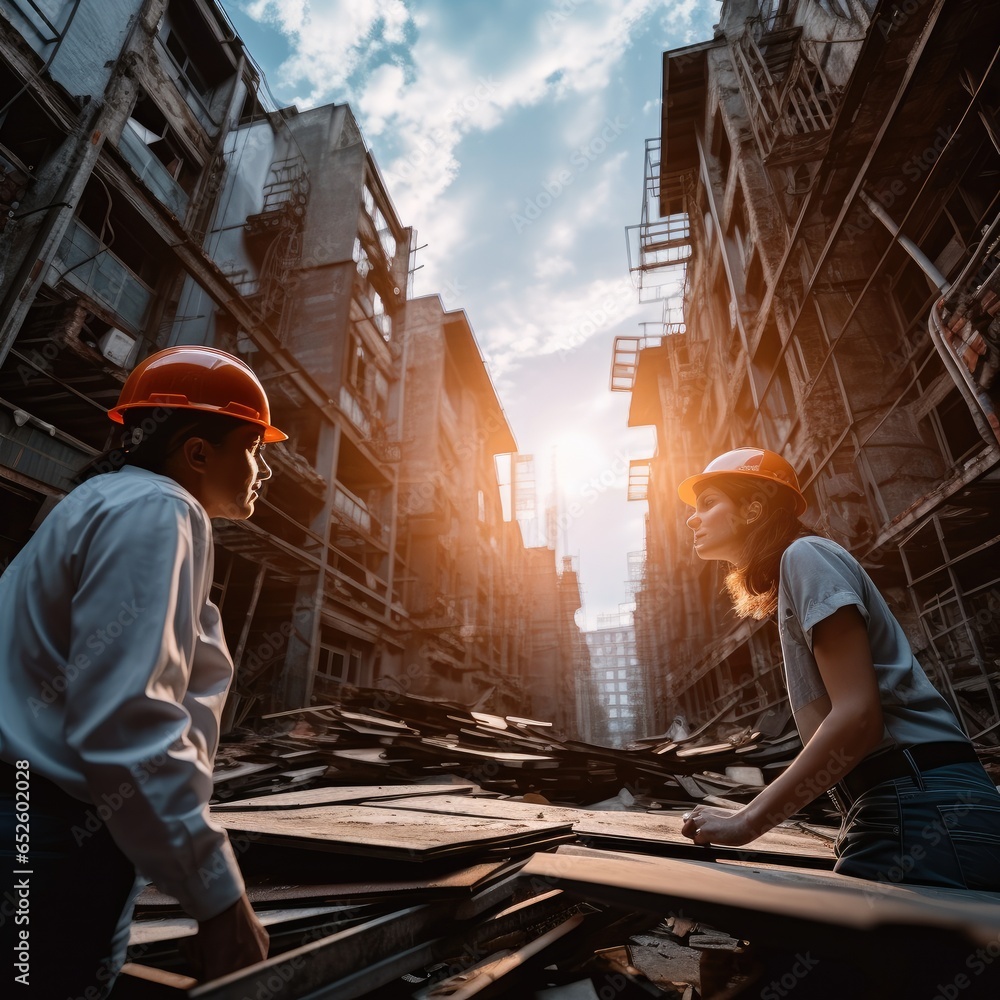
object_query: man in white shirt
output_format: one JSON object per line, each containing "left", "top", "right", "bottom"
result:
{"left": 0, "top": 346, "right": 286, "bottom": 996}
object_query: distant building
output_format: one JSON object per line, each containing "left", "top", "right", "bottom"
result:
{"left": 584, "top": 616, "right": 644, "bottom": 746}
{"left": 616, "top": 0, "right": 1000, "bottom": 738}
{"left": 395, "top": 294, "right": 525, "bottom": 709}
{"left": 516, "top": 552, "right": 590, "bottom": 736}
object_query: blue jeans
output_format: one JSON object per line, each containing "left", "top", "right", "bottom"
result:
{"left": 834, "top": 761, "right": 1000, "bottom": 890}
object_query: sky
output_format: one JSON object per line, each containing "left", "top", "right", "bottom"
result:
{"left": 220, "top": 0, "right": 721, "bottom": 629}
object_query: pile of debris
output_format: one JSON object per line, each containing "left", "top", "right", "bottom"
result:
{"left": 113, "top": 693, "right": 1000, "bottom": 999}
{"left": 208, "top": 687, "right": 835, "bottom": 826}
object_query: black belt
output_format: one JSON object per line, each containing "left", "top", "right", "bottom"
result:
{"left": 837, "top": 740, "right": 980, "bottom": 806}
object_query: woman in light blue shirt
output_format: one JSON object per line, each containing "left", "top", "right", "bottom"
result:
{"left": 676, "top": 447, "right": 1000, "bottom": 890}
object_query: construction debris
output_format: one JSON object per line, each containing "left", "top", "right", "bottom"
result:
{"left": 112, "top": 693, "right": 1000, "bottom": 998}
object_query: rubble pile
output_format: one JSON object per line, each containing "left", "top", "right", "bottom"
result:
{"left": 112, "top": 694, "right": 1000, "bottom": 999}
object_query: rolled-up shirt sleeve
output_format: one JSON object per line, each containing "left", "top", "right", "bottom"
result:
{"left": 779, "top": 537, "right": 871, "bottom": 651}
{"left": 64, "top": 494, "right": 243, "bottom": 920}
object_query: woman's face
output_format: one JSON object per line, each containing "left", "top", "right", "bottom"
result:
{"left": 686, "top": 484, "right": 748, "bottom": 563}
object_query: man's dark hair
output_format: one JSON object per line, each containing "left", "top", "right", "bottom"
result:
{"left": 76, "top": 408, "right": 250, "bottom": 481}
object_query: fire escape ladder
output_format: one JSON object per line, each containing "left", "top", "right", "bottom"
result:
{"left": 610, "top": 336, "right": 642, "bottom": 392}
{"left": 625, "top": 138, "right": 694, "bottom": 303}
{"left": 230, "top": 155, "right": 311, "bottom": 343}
{"left": 733, "top": 19, "right": 841, "bottom": 165}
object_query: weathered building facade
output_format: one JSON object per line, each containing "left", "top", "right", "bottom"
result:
{"left": 0, "top": 0, "right": 587, "bottom": 729}
{"left": 395, "top": 294, "right": 528, "bottom": 709}
{"left": 618, "top": 0, "right": 1000, "bottom": 740}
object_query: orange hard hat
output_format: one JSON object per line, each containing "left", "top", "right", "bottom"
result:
{"left": 108, "top": 346, "right": 288, "bottom": 442}
{"left": 677, "top": 447, "right": 807, "bottom": 516}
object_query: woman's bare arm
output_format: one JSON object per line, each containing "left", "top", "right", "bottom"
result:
{"left": 682, "top": 605, "right": 885, "bottom": 845}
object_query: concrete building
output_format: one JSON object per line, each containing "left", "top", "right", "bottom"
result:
{"left": 0, "top": 0, "right": 581, "bottom": 727}
{"left": 617, "top": 0, "right": 1000, "bottom": 739}
{"left": 516, "top": 552, "right": 590, "bottom": 736}
{"left": 395, "top": 294, "right": 526, "bottom": 709}
{"left": 583, "top": 615, "right": 645, "bottom": 746}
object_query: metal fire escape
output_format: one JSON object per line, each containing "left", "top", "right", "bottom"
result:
{"left": 227, "top": 155, "right": 310, "bottom": 345}
{"left": 613, "top": 138, "right": 693, "bottom": 392}
{"left": 731, "top": 12, "right": 843, "bottom": 166}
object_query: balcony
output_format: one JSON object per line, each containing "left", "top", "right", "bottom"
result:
{"left": 117, "top": 120, "right": 189, "bottom": 218}
{"left": 627, "top": 460, "right": 651, "bottom": 502}
{"left": 609, "top": 315, "right": 684, "bottom": 392}
{"left": 54, "top": 218, "right": 152, "bottom": 333}
{"left": 0, "top": 404, "right": 93, "bottom": 492}
{"left": 732, "top": 21, "right": 842, "bottom": 166}
{"left": 625, "top": 139, "right": 694, "bottom": 303}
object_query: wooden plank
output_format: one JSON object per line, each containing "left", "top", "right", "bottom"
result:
{"left": 358, "top": 794, "right": 835, "bottom": 859}
{"left": 129, "top": 905, "right": 356, "bottom": 945}
{"left": 521, "top": 849, "right": 1000, "bottom": 943}
{"left": 135, "top": 860, "right": 516, "bottom": 912}
{"left": 211, "top": 782, "right": 479, "bottom": 812}
{"left": 217, "top": 803, "right": 575, "bottom": 859}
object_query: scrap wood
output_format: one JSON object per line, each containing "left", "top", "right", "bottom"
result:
{"left": 522, "top": 847, "right": 1000, "bottom": 946}
{"left": 216, "top": 802, "right": 576, "bottom": 860}
{"left": 210, "top": 781, "right": 481, "bottom": 811}
{"left": 216, "top": 689, "right": 834, "bottom": 820}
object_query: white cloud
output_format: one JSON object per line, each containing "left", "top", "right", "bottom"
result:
{"left": 534, "top": 252, "right": 575, "bottom": 281}
{"left": 358, "top": 62, "right": 407, "bottom": 134}
{"left": 242, "top": 0, "right": 413, "bottom": 105}
{"left": 483, "top": 273, "right": 643, "bottom": 374}
{"left": 242, "top": 0, "right": 669, "bottom": 217}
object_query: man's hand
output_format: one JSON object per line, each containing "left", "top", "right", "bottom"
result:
{"left": 190, "top": 892, "right": 269, "bottom": 982}
{"left": 681, "top": 805, "right": 756, "bottom": 846}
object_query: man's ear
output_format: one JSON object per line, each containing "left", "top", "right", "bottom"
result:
{"left": 178, "top": 436, "right": 212, "bottom": 475}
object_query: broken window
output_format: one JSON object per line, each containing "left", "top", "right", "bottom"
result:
{"left": 156, "top": 0, "right": 235, "bottom": 128}
{"left": 0, "top": 64, "right": 62, "bottom": 173}
{"left": 0, "top": 64, "right": 64, "bottom": 231}
{"left": 119, "top": 92, "right": 200, "bottom": 216}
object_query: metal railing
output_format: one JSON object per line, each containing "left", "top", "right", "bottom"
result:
{"left": 55, "top": 218, "right": 152, "bottom": 332}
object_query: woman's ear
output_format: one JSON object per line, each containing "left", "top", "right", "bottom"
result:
{"left": 746, "top": 500, "right": 762, "bottom": 524}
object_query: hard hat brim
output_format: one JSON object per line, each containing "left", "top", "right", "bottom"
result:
{"left": 678, "top": 470, "right": 807, "bottom": 516}
{"left": 108, "top": 401, "right": 289, "bottom": 442}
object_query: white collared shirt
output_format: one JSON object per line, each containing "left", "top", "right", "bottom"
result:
{"left": 0, "top": 466, "right": 244, "bottom": 920}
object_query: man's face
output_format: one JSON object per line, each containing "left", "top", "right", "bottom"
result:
{"left": 200, "top": 424, "right": 271, "bottom": 520}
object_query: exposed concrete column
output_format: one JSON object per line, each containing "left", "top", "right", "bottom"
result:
{"left": 279, "top": 419, "right": 341, "bottom": 709}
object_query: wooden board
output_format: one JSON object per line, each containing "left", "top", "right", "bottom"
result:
{"left": 135, "top": 860, "right": 516, "bottom": 913}
{"left": 217, "top": 803, "right": 575, "bottom": 859}
{"left": 358, "top": 794, "right": 835, "bottom": 859}
{"left": 211, "top": 782, "right": 479, "bottom": 812}
{"left": 129, "top": 905, "right": 356, "bottom": 945}
{"left": 522, "top": 848, "right": 1000, "bottom": 944}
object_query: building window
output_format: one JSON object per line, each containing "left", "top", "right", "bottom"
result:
{"left": 316, "top": 639, "right": 365, "bottom": 685}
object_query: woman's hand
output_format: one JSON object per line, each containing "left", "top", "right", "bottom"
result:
{"left": 680, "top": 806, "right": 756, "bottom": 846}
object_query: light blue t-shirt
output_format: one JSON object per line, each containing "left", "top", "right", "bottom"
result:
{"left": 777, "top": 536, "right": 967, "bottom": 749}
